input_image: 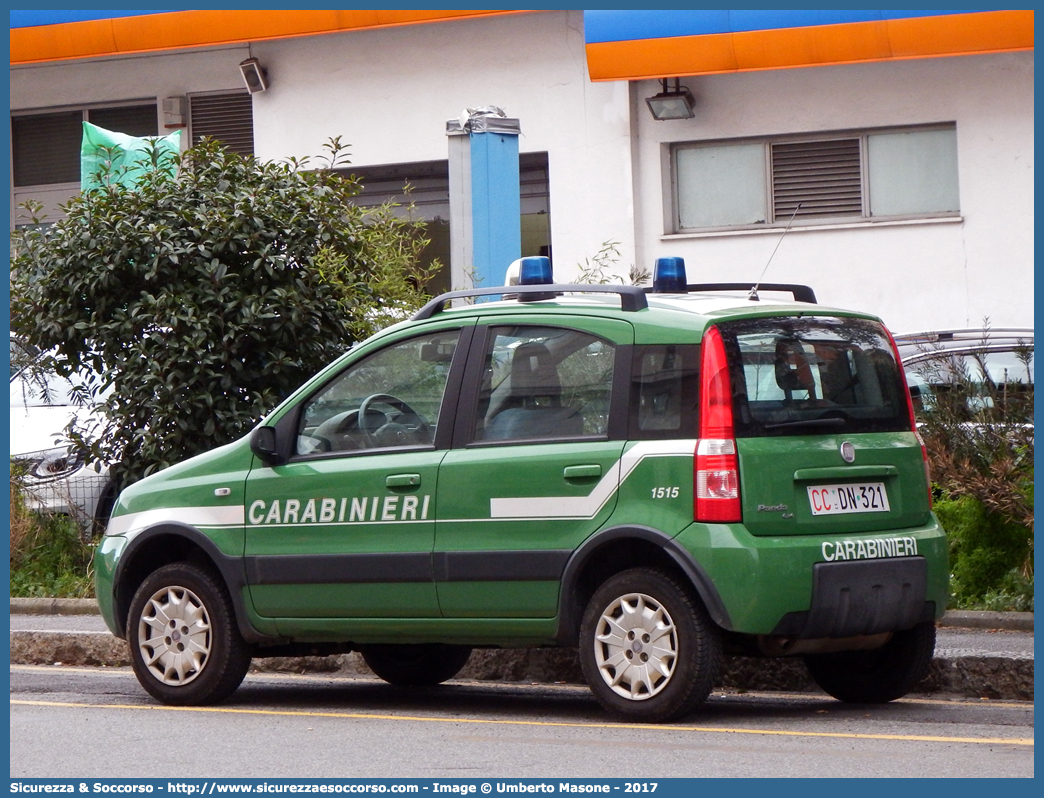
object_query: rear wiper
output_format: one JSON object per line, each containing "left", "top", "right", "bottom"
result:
{"left": 763, "top": 417, "right": 847, "bottom": 431}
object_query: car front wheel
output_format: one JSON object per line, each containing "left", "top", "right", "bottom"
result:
{"left": 579, "top": 568, "right": 721, "bottom": 723}
{"left": 127, "top": 562, "right": 251, "bottom": 706}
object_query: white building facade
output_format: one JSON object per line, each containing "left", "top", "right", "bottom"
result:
{"left": 10, "top": 9, "right": 1033, "bottom": 332}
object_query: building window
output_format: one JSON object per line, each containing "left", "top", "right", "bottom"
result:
{"left": 11, "top": 103, "right": 157, "bottom": 188}
{"left": 866, "top": 128, "right": 960, "bottom": 217}
{"left": 673, "top": 125, "right": 959, "bottom": 232}
{"left": 346, "top": 153, "right": 551, "bottom": 295}
{"left": 11, "top": 102, "right": 158, "bottom": 227}
{"left": 189, "top": 91, "right": 254, "bottom": 156}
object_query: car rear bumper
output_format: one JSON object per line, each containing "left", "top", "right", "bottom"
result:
{"left": 675, "top": 514, "right": 948, "bottom": 635}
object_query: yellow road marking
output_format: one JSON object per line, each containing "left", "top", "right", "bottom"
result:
{"left": 10, "top": 665, "right": 1032, "bottom": 709}
{"left": 710, "top": 690, "right": 1030, "bottom": 708}
{"left": 10, "top": 698, "right": 1033, "bottom": 747}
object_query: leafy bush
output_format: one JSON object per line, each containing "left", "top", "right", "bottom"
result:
{"left": 907, "top": 323, "right": 1033, "bottom": 609}
{"left": 317, "top": 198, "right": 439, "bottom": 340}
{"left": 978, "top": 570, "right": 1034, "bottom": 613}
{"left": 912, "top": 327, "right": 1033, "bottom": 521}
{"left": 575, "top": 239, "right": 650, "bottom": 286}
{"left": 934, "top": 494, "right": 1032, "bottom": 609}
{"left": 10, "top": 479, "right": 95, "bottom": 598}
{"left": 11, "top": 137, "right": 433, "bottom": 491}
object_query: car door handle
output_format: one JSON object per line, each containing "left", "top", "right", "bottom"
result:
{"left": 386, "top": 473, "right": 422, "bottom": 488}
{"left": 564, "top": 464, "right": 602, "bottom": 479}
{"left": 793, "top": 465, "right": 899, "bottom": 481}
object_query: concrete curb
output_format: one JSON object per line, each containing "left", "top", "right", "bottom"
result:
{"left": 11, "top": 598, "right": 1034, "bottom": 631}
{"left": 11, "top": 598, "right": 101, "bottom": 616}
{"left": 937, "top": 610, "right": 1034, "bottom": 632}
{"left": 9, "top": 628, "right": 1034, "bottom": 702}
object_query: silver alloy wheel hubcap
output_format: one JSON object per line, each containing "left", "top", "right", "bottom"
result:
{"left": 593, "top": 591, "right": 678, "bottom": 700}
{"left": 137, "top": 585, "right": 212, "bottom": 686}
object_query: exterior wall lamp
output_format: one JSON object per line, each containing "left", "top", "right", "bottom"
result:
{"left": 646, "top": 78, "right": 695, "bottom": 120}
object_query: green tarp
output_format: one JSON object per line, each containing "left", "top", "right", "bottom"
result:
{"left": 80, "top": 122, "right": 181, "bottom": 191}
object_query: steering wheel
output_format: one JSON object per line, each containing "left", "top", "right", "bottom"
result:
{"left": 312, "top": 408, "right": 372, "bottom": 451}
{"left": 357, "top": 393, "right": 430, "bottom": 448}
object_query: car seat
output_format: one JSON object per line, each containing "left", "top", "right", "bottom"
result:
{"left": 484, "top": 341, "right": 584, "bottom": 440}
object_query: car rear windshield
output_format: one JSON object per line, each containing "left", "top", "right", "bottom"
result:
{"left": 718, "top": 316, "right": 911, "bottom": 437}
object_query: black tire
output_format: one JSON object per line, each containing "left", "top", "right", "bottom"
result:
{"left": 803, "top": 621, "right": 936, "bottom": 703}
{"left": 89, "top": 479, "right": 119, "bottom": 540}
{"left": 579, "top": 568, "right": 721, "bottom": 723}
{"left": 360, "top": 644, "right": 473, "bottom": 686}
{"left": 127, "top": 562, "right": 251, "bottom": 706}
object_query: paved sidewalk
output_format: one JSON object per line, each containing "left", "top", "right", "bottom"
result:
{"left": 8, "top": 601, "right": 1033, "bottom": 701}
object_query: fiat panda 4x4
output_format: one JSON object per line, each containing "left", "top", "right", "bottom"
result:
{"left": 95, "top": 257, "right": 947, "bottom": 722}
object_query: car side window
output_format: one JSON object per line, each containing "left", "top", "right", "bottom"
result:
{"left": 474, "top": 326, "right": 615, "bottom": 443}
{"left": 295, "top": 330, "right": 460, "bottom": 456}
{"left": 629, "top": 344, "right": 699, "bottom": 439}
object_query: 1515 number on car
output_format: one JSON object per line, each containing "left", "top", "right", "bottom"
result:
{"left": 650, "top": 487, "right": 680, "bottom": 499}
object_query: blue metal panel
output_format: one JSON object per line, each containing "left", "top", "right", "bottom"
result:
{"left": 10, "top": 11, "right": 174, "bottom": 29}
{"left": 583, "top": 9, "right": 983, "bottom": 45}
{"left": 584, "top": 10, "right": 732, "bottom": 43}
{"left": 469, "top": 131, "right": 521, "bottom": 289}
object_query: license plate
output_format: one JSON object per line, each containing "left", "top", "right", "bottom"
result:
{"left": 807, "top": 482, "right": 890, "bottom": 516}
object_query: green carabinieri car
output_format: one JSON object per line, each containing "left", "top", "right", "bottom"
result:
{"left": 95, "top": 256, "right": 947, "bottom": 723}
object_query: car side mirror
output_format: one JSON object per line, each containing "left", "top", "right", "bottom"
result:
{"left": 250, "top": 426, "right": 282, "bottom": 466}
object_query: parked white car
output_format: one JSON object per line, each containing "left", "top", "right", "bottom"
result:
{"left": 894, "top": 328, "right": 1033, "bottom": 421}
{"left": 10, "top": 335, "right": 114, "bottom": 532}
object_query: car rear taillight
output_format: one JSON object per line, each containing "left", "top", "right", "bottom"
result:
{"left": 886, "top": 327, "right": 933, "bottom": 509}
{"left": 696, "top": 325, "right": 741, "bottom": 522}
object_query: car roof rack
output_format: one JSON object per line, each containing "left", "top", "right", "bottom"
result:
{"left": 644, "top": 282, "right": 817, "bottom": 304}
{"left": 411, "top": 284, "right": 648, "bottom": 320}
{"left": 893, "top": 328, "right": 1033, "bottom": 344}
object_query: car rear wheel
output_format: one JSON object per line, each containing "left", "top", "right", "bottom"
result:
{"left": 360, "top": 644, "right": 473, "bottom": 686}
{"left": 579, "top": 568, "right": 721, "bottom": 723}
{"left": 803, "top": 621, "right": 936, "bottom": 703}
{"left": 128, "top": 562, "right": 251, "bottom": 706}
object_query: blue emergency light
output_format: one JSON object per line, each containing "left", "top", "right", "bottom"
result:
{"left": 518, "top": 256, "right": 553, "bottom": 285}
{"left": 652, "top": 257, "right": 688, "bottom": 293}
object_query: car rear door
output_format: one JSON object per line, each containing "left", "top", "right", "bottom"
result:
{"left": 434, "top": 317, "right": 633, "bottom": 618}
{"left": 718, "top": 315, "right": 933, "bottom": 539}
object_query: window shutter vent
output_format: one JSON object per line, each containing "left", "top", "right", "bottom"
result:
{"left": 88, "top": 104, "right": 157, "bottom": 138}
{"left": 12, "top": 111, "right": 83, "bottom": 187}
{"left": 771, "top": 139, "right": 862, "bottom": 220}
{"left": 190, "top": 92, "right": 254, "bottom": 155}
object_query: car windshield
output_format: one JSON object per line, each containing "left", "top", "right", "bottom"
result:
{"left": 719, "top": 316, "right": 910, "bottom": 437}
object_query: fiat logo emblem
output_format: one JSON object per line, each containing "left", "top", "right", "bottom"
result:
{"left": 840, "top": 442, "right": 856, "bottom": 463}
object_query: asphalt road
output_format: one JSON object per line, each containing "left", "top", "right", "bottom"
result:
{"left": 10, "top": 664, "right": 1034, "bottom": 779}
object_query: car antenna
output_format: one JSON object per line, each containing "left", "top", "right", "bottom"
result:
{"left": 749, "top": 202, "right": 801, "bottom": 301}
